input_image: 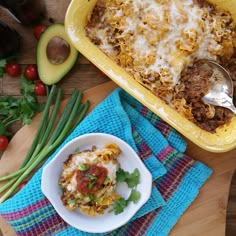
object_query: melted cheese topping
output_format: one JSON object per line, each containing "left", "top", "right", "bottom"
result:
{"left": 86, "top": 0, "right": 234, "bottom": 87}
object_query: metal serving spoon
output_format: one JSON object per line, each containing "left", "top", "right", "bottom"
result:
{"left": 198, "top": 60, "right": 236, "bottom": 114}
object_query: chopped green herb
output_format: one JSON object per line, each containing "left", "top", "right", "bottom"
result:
{"left": 68, "top": 199, "right": 77, "bottom": 205}
{"left": 78, "top": 164, "right": 89, "bottom": 171}
{"left": 87, "top": 175, "right": 97, "bottom": 190}
{"left": 95, "top": 197, "right": 102, "bottom": 204}
{"left": 88, "top": 182, "right": 95, "bottom": 190}
{"left": 58, "top": 184, "right": 65, "bottom": 196}
{"left": 88, "top": 175, "right": 97, "bottom": 181}
{"left": 88, "top": 193, "right": 94, "bottom": 200}
{"left": 74, "top": 147, "right": 80, "bottom": 154}
{"left": 103, "top": 176, "right": 110, "bottom": 184}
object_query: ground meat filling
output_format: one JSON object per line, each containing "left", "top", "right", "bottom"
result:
{"left": 176, "top": 59, "right": 236, "bottom": 132}
{"left": 221, "top": 53, "right": 236, "bottom": 102}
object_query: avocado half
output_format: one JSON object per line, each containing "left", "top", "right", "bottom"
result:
{"left": 37, "top": 24, "right": 78, "bottom": 85}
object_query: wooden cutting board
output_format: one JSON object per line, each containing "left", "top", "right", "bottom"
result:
{"left": 0, "top": 81, "right": 236, "bottom": 236}
{"left": 226, "top": 171, "right": 236, "bottom": 235}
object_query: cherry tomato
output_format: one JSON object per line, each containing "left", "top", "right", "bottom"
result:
{"left": 0, "top": 136, "right": 9, "bottom": 151}
{"left": 24, "top": 64, "right": 38, "bottom": 80}
{"left": 34, "top": 81, "right": 46, "bottom": 96}
{"left": 33, "top": 25, "right": 47, "bottom": 40}
{"left": 18, "top": 181, "right": 28, "bottom": 190}
{"left": 5, "top": 62, "right": 20, "bottom": 77}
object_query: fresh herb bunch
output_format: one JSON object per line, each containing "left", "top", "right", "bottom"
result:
{"left": 0, "top": 75, "right": 45, "bottom": 137}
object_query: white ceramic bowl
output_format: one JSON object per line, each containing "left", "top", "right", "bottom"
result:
{"left": 41, "top": 133, "right": 152, "bottom": 233}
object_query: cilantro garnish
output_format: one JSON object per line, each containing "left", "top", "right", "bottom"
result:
{"left": 111, "top": 189, "right": 141, "bottom": 215}
{"left": 128, "top": 189, "right": 141, "bottom": 203}
{"left": 116, "top": 168, "right": 140, "bottom": 188}
{"left": 110, "top": 168, "right": 141, "bottom": 215}
{"left": 112, "top": 198, "right": 128, "bottom": 215}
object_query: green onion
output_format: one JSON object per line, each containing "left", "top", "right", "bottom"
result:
{"left": 104, "top": 176, "right": 110, "bottom": 184}
{"left": 59, "top": 184, "right": 65, "bottom": 196}
{"left": 74, "top": 147, "right": 80, "bottom": 154}
{"left": 88, "top": 193, "right": 94, "bottom": 200}
{"left": 78, "top": 164, "right": 89, "bottom": 171}
{"left": 95, "top": 197, "right": 102, "bottom": 204}
{"left": 68, "top": 199, "right": 77, "bottom": 205}
{"left": 0, "top": 86, "right": 90, "bottom": 203}
{"left": 88, "top": 175, "right": 97, "bottom": 181}
{"left": 88, "top": 182, "right": 94, "bottom": 190}
{"left": 21, "top": 85, "right": 57, "bottom": 168}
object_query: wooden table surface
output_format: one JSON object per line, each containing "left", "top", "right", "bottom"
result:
{"left": 0, "top": 1, "right": 236, "bottom": 235}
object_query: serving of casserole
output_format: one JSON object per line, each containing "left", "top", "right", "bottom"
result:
{"left": 65, "top": 0, "right": 236, "bottom": 152}
{"left": 41, "top": 133, "right": 152, "bottom": 233}
{"left": 59, "top": 143, "right": 122, "bottom": 217}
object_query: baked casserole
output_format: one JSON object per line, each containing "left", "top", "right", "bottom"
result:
{"left": 85, "top": 0, "right": 236, "bottom": 132}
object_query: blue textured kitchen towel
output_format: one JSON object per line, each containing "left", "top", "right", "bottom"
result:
{"left": 0, "top": 88, "right": 212, "bottom": 236}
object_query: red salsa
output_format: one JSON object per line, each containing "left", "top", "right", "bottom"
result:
{"left": 76, "top": 164, "right": 108, "bottom": 194}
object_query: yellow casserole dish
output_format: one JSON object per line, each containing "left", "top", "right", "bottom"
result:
{"left": 65, "top": 0, "right": 236, "bottom": 153}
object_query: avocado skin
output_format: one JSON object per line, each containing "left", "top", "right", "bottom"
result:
{"left": 37, "top": 23, "right": 78, "bottom": 85}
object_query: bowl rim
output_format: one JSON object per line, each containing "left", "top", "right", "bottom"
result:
{"left": 64, "top": 0, "right": 236, "bottom": 153}
{"left": 41, "top": 132, "right": 153, "bottom": 233}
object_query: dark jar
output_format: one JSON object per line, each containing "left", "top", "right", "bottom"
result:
{"left": 0, "top": 20, "right": 21, "bottom": 59}
{"left": 0, "top": 0, "right": 46, "bottom": 25}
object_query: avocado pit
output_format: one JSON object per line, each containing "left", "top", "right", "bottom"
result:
{"left": 46, "top": 36, "right": 71, "bottom": 65}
